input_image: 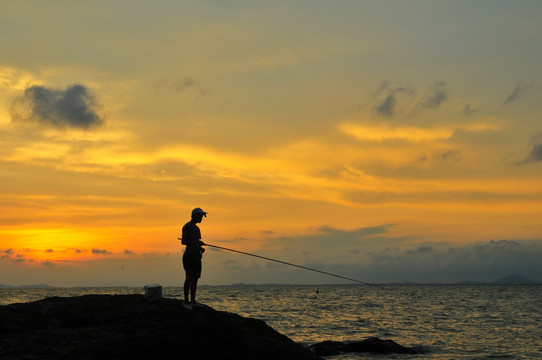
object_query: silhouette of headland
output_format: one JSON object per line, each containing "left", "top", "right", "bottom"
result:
{"left": 0, "top": 294, "right": 320, "bottom": 360}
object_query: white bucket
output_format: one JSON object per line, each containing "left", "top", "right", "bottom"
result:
{"left": 144, "top": 284, "right": 162, "bottom": 302}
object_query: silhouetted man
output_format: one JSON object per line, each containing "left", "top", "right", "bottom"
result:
{"left": 181, "top": 207, "right": 207, "bottom": 304}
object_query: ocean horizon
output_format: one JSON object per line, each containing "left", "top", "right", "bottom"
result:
{"left": 2, "top": 272, "right": 540, "bottom": 289}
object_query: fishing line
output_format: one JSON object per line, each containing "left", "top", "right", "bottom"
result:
{"left": 202, "top": 242, "right": 388, "bottom": 289}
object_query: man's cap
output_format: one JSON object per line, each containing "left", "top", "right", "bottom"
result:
{"left": 191, "top": 207, "right": 208, "bottom": 217}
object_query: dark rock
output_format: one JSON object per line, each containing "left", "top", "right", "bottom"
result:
{"left": 343, "top": 337, "right": 417, "bottom": 354}
{"left": 311, "top": 337, "right": 417, "bottom": 356}
{"left": 0, "top": 294, "right": 321, "bottom": 360}
{"left": 310, "top": 340, "right": 345, "bottom": 356}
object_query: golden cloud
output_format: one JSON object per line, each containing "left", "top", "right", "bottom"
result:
{"left": 339, "top": 123, "right": 454, "bottom": 142}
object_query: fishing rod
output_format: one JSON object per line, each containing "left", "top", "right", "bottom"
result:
{"left": 199, "top": 242, "right": 387, "bottom": 289}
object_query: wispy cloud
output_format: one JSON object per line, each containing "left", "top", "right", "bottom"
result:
{"left": 463, "top": 104, "right": 476, "bottom": 116}
{"left": 10, "top": 84, "right": 104, "bottom": 129}
{"left": 504, "top": 81, "right": 533, "bottom": 105}
{"left": 376, "top": 93, "right": 398, "bottom": 117}
{"left": 340, "top": 123, "right": 453, "bottom": 142}
{"left": 373, "top": 81, "right": 413, "bottom": 118}
{"left": 265, "top": 224, "right": 406, "bottom": 253}
{"left": 521, "top": 132, "right": 542, "bottom": 164}
{"left": 421, "top": 81, "right": 447, "bottom": 109}
{"left": 372, "top": 81, "right": 448, "bottom": 117}
{"left": 155, "top": 77, "right": 198, "bottom": 94}
{"left": 433, "top": 149, "right": 462, "bottom": 163}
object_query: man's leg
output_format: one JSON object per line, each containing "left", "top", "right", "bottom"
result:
{"left": 184, "top": 276, "right": 191, "bottom": 303}
{"left": 190, "top": 277, "right": 198, "bottom": 303}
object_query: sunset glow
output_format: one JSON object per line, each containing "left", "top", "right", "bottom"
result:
{"left": 1, "top": 1, "right": 541, "bottom": 286}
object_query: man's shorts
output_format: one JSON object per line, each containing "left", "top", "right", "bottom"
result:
{"left": 183, "top": 252, "right": 202, "bottom": 278}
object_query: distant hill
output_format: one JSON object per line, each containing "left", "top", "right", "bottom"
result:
{"left": 436, "top": 274, "right": 539, "bottom": 286}
{"left": 491, "top": 274, "right": 535, "bottom": 285}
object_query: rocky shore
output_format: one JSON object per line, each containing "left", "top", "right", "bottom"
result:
{"left": 310, "top": 338, "right": 418, "bottom": 357}
{"left": 0, "top": 294, "right": 417, "bottom": 359}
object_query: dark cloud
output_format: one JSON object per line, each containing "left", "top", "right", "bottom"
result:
{"left": 365, "top": 239, "right": 542, "bottom": 282}
{"left": 371, "top": 80, "right": 449, "bottom": 118}
{"left": 421, "top": 81, "right": 447, "bottom": 109}
{"left": 124, "top": 249, "right": 136, "bottom": 255}
{"left": 208, "top": 225, "right": 403, "bottom": 278}
{"left": 504, "top": 81, "right": 533, "bottom": 105}
{"left": 527, "top": 142, "right": 542, "bottom": 163}
{"left": 376, "top": 93, "right": 398, "bottom": 117}
{"left": 141, "top": 251, "right": 159, "bottom": 256}
{"left": 155, "top": 77, "right": 198, "bottom": 94}
{"left": 92, "top": 248, "right": 112, "bottom": 255}
{"left": 222, "top": 259, "right": 243, "bottom": 270}
{"left": 463, "top": 104, "right": 476, "bottom": 116}
{"left": 373, "top": 81, "right": 411, "bottom": 118}
{"left": 373, "top": 81, "right": 456, "bottom": 117}
{"left": 254, "top": 226, "right": 542, "bottom": 283}
{"left": 416, "top": 155, "right": 429, "bottom": 163}
{"left": 405, "top": 246, "right": 434, "bottom": 256}
{"left": 42, "top": 260, "right": 55, "bottom": 268}
{"left": 434, "top": 149, "right": 462, "bottom": 162}
{"left": 11, "top": 84, "right": 104, "bottom": 129}
{"left": 45, "top": 249, "right": 54, "bottom": 253}
{"left": 522, "top": 132, "right": 542, "bottom": 164}
{"left": 0, "top": 250, "right": 27, "bottom": 263}
{"left": 268, "top": 224, "right": 408, "bottom": 254}
{"left": 170, "top": 77, "right": 196, "bottom": 92}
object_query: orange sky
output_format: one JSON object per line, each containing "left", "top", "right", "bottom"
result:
{"left": 1, "top": 1, "right": 542, "bottom": 286}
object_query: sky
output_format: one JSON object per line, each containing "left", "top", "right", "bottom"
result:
{"left": 1, "top": 1, "right": 541, "bottom": 287}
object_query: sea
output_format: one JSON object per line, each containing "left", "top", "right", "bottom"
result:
{"left": 1, "top": 285, "right": 541, "bottom": 359}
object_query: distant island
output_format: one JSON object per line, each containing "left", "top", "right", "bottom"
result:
{"left": 1, "top": 274, "right": 539, "bottom": 288}
{"left": 387, "top": 274, "right": 539, "bottom": 286}
{"left": 208, "top": 274, "right": 541, "bottom": 286}
{"left": 0, "top": 284, "right": 53, "bottom": 289}
{"left": 488, "top": 274, "right": 536, "bottom": 285}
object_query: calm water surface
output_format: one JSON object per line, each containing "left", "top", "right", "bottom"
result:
{"left": 1, "top": 285, "right": 541, "bottom": 359}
